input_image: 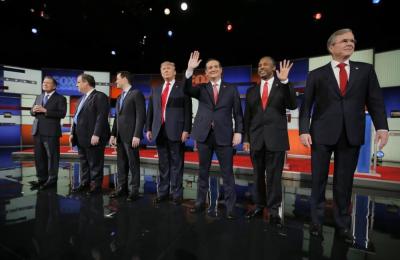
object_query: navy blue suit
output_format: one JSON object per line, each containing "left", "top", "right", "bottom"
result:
{"left": 71, "top": 90, "right": 110, "bottom": 188}
{"left": 299, "top": 61, "right": 388, "bottom": 229}
{"left": 31, "top": 92, "right": 67, "bottom": 184}
{"left": 111, "top": 87, "right": 146, "bottom": 195}
{"left": 147, "top": 81, "right": 192, "bottom": 199}
{"left": 184, "top": 76, "right": 243, "bottom": 212}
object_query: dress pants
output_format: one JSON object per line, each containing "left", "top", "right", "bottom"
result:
{"left": 310, "top": 128, "right": 361, "bottom": 229}
{"left": 116, "top": 141, "right": 140, "bottom": 194}
{"left": 156, "top": 126, "right": 184, "bottom": 199}
{"left": 251, "top": 146, "right": 285, "bottom": 217}
{"left": 196, "top": 129, "right": 236, "bottom": 212}
{"left": 34, "top": 135, "right": 60, "bottom": 184}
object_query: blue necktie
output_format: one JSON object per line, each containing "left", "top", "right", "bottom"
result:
{"left": 73, "top": 95, "right": 87, "bottom": 124}
{"left": 119, "top": 91, "right": 127, "bottom": 111}
{"left": 43, "top": 94, "right": 49, "bottom": 106}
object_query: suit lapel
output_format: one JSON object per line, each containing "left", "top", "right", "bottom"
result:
{"left": 206, "top": 82, "right": 215, "bottom": 106}
{"left": 346, "top": 61, "right": 359, "bottom": 95}
{"left": 325, "top": 63, "right": 342, "bottom": 97}
{"left": 166, "top": 82, "right": 178, "bottom": 106}
{"left": 118, "top": 88, "right": 132, "bottom": 114}
{"left": 267, "top": 78, "right": 280, "bottom": 105}
{"left": 216, "top": 82, "right": 228, "bottom": 107}
{"left": 80, "top": 89, "right": 96, "bottom": 112}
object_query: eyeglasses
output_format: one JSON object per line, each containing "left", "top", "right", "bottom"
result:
{"left": 334, "top": 39, "right": 357, "bottom": 45}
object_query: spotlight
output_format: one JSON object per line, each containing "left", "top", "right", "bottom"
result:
{"left": 164, "top": 8, "right": 171, "bottom": 15}
{"left": 181, "top": 2, "right": 188, "bottom": 11}
{"left": 226, "top": 22, "right": 233, "bottom": 32}
{"left": 372, "top": 0, "right": 381, "bottom": 4}
{"left": 30, "top": 8, "right": 35, "bottom": 13}
{"left": 167, "top": 30, "right": 173, "bottom": 37}
{"left": 111, "top": 50, "right": 116, "bottom": 55}
{"left": 31, "top": 27, "right": 38, "bottom": 34}
{"left": 313, "top": 12, "right": 322, "bottom": 20}
{"left": 149, "top": 7, "right": 152, "bottom": 12}
{"left": 121, "top": 10, "right": 125, "bottom": 14}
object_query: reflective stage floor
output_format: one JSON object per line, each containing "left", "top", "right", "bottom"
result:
{"left": 1, "top": 148, "right": 400, "bottom": 260}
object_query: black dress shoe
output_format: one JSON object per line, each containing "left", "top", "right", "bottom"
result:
{"left": 245, "top": 207, "right": 264, "bottom": 219}
{"left": 336, "top": 228, "right": 354, "bottom": 244}
{"left": 86, "top": 186, "right": 102, "bottom": 195}
{"left": 310, "top": 223, "right": 323, "bottom": 238}
{"left": 226, "top": 211, "right": 236, "bottom": 220}
{"left": 172, "top": 197, "right": 182, "bottom": 205}
{"left": 269, "top": 215, "right": 282, "bottom": 227}
{"left": 126, "top": 193, "right": 140, "bottom": 202}
{"left": 153, "top": 195, "right": 169, "bottom": 204}
{"left": 189, "top": 205, "right": 205, "bottom": 214}
{"left": 72, "top": 184, "right": 89, "bottom": 193}
{"left": 30, "top": 180, "right": 46, "bottom": 189}
{"left": 110, "top": 189, "right": 128, "bottom": 198}
{"left": 39, "top": 181, "right": 57, "bottom": 190}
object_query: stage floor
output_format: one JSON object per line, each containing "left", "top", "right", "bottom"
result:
{"left": 12, "top": 146, "right": 400, "bottom": 191}
{"left": 1, "top": 149, "right": 400, "bottom": 260}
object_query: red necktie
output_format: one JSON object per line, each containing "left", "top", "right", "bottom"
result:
{"left": 337, "top": 63, "right": 348, "bottom": 96}
{"left": 213, "top": 83, "right": 219, "bottom": 104}
{"left": 261, "top": 81, "right": 269, "bottom": 110}
{"left": 161, "top": 81, "right": 170, "bottom": 123}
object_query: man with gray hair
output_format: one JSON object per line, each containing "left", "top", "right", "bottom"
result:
{"left": 299, "top": 28, "right": 389, "bottom": 242}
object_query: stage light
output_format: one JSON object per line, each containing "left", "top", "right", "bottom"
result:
{"left": 372, "top": 0, "right": 381, "bottom": 4}
{"left": 149, "top": 7, "right": 152, "bottom": 12}
{"left": 121, "top": 10, "right": 125, "bottom": 14}
{"left": 181, "top": 2, "right": 188, "bottom": 11}
{"left": 111, "top": 50, "right": 116, "bottom": 55}
{"left": 31, "top": 27, "right": 38, "bottom": 34}
{"left": 164, "top": 8, "right": 171, "bottom": 15}
{"left": 168, "top": 30, "right": 173, "bottom": 37}
{"left": 313, "top": 12, "right": 322, "bottom": 20}
{"left": 226, "top": 22, "right": 233, "bottom": 32}
{"left": 30, "top": 8, "right": 35, "bottom": 13}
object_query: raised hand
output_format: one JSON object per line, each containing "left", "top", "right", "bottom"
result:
{"left": 187, "top": 51, "right": 202, "bottom": 71}
{"left": 276, "top": 59, "right": 293, "bottom": 81}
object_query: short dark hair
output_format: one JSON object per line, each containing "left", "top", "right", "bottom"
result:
{"left": 205, "top": 58, "right": 222, "bottom": 69}
{"left": 117, "top": 71, "right": 132, "bottom": 85}
{"left": 79, "top": 73, "right": 96, "bottom": 87}
{"left": 258, "top": 56, "right": 276, "bottom": 67}
{"left": 44, "top": 75, "right": 58, "bottom": 86}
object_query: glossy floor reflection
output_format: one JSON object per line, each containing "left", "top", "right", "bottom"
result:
{"left": 0, "top": 154, "right": 400, "bottom": 259}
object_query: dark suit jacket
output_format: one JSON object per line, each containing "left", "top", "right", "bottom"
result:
{"left": 184, "top": 76, "right": 243, "bottom": 146}
{"left": 71, "top": 90, "right": 110, "bottom": 147}
{"left": 244, "top": 78, "right": 297, "bottom": 151}
{"left": 299, "top": 61, "right": 388, "bottom": 146}
{"left": 31, "top": 92, "right": 67, "bottom": 137}
{"left": 146, "top": 81, "right": 192, "bottom": 142}
{"left": 111, "top": 88, "right": 146, "bottom": 143}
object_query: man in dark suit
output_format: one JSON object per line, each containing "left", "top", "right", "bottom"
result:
{"left": 109, "top": 71, "right": 146, "bottom": 202}
{"left": 243, "top": 57, "right": 297, "bottom": 225}
{"left": 70, "top": 73, "right": 110, "bottom": 195}
{"left": 299, "top": 28, "right": 389, "bottom": 242}
{"left": 146, "top": 61, "right": 192, "bottom": 205}
{"left": 184, "top": 51, "right": 243, "bottom": 219}
{"left": 30, "top": 76, "right": 67, "bottom": 190}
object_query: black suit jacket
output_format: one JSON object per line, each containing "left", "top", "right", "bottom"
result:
{"left": 244, "top": 78, "right": 297, "bottom": 151}
{"left": 111, "top": 88, "right": 146, "bottom": 143}
{"left": 184, "top": 76, "right": 243, "bottom": 146}
{"left": 71, "top": 90, "right": 110, "bottom": 147}
{"left": 146, "top": 81, "right": 192, "bottom": 141}
{"left": 299, "top": 61, "right": 388, "bottom": 146}
{"left": 31, "top": 92, "right": 67, "bottom": 137}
